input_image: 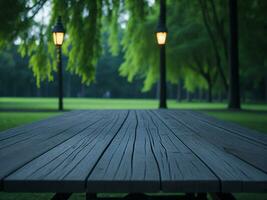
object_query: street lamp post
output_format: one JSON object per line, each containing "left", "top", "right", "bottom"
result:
{"left": 52, "top": 16, "right": 65, "bottom": 111}
{"left": 228, "top": 0, "right": 240, "bottom": 109}
{"left": 156, "top": 0, "right": 167, "bottom": 109}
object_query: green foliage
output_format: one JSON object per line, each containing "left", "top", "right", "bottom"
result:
{"left": 29, "top": 36, "right": 54, "bottom": 87}
{"left": 119, "top": 0, "right": 267, "bottom": 99}
{"left": 120, "top": 1, "right": 159, "bottom": 91}
{"left": 120, "top": 17, "right": 159, "bottom": 90}
{"left": 0, "top": 42, "right": 158, "bottom": 99}
{"left": 120, "top": 0, "right": 217, "bottom": 93}
{"left": 106, "top": 0, "right": 121, "bottom": 55}
{"left": 62, "top": 0, "right": 102, "bottom": 85}
{"left": 0, "top": 0, "right": 151, "bottom": 87}
{"left": 183, "top": 69, "right": 207, "bottom": 92}
{"left": 0, "top": 0, "right": 29, "bottom": 47}
{"left": 0, "top": 0, "right": 266, "bottom": 99}
{"left": 239, "top": 0, "right": 267, "bottom": 87}
{"left": 0, "top": 0, "right": 106, "bottom": 86}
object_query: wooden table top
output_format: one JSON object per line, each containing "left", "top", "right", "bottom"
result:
{"left": 0, "top": 110, "right": 266, "bottom": 193}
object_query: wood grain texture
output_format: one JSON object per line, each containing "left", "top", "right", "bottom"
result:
{"left": 0, "top": 111, "right": 80, "bottom": 141}
{"left": 154, "top": 110, "right": 267, "bottom": 192}
{"left": 87, "top": 110, "right": 161, "bottom": 192}
{"left": 187, "top": 110, "right": 267, "bottom": 146}
{"left": 1, "top": 110, "right": 267, "bottom": 193}
{"left": 143, "top": 110, "right": 219, "bottom": 192}
{"left": 86, "top": 110, "right": 218, "bottom": 192}
{"left": 0, "top": 110, "right": 105, "bottom": 189}
{"left": 170, "top": 110, "right": 267, "bottom": 173}
{"left": 4, "top": 110, "right": 128, "bottom": 192}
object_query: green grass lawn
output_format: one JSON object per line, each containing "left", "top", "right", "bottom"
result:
{"left": 205, "top": 111, "right": 267, "bottom": 134}
{"left": 0, "top": 112, "right": 59, "bottom": 131}
{"left": 0, "top": 97, "right": 226, "bottom": 110}
{"left": 1, "top": 97, "right": 267, "bottom": 110}
{"left": 0, "top": 98, "right": 266, "bottom": 199}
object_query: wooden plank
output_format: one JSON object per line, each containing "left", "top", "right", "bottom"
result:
{"left": 143, "top": 110, "right": 219, "bottom": 192}
{"left": 0, "top": 111, "right": 80, "bottom": 141}
{"left": 0, "top": 111, "right": 91, "bottom": 150}
{"left": 1, "top": 109, "right": 267, "bottom": 193}
{"left": 86, "top": 110, "right": 161, "bottom": 192}
{"left": 0, "top": 110, "right": 107, "bottom": 189}
{"left": 86, "top": 110, "right": 218, "bottom": 193}
{"left": 186, "top": 110, "right": 267, "bottom": 146}
{"left": 153, "top": 110, "right": 267, "bottom": 192}
{"left": 170, "top": 110, "right": 267, "bottom": 173}
{"left": 4, "top": 110, "right": 129, "bottom": 192}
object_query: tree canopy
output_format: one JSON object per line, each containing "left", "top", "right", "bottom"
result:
{"left": 0, "top": 0, "right": 266, "bottom": 101}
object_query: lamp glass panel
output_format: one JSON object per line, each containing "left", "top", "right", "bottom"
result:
{"left": 156, "top": 32, "right": 167, "bottom": 45}
{"left": 53, "top": 32, "right": 64, "bottom": 46}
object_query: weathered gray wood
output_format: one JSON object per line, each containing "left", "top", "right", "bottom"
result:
{"left": 169, "top": 110, "right": 267, "bottom": 173}
{"left": 0, "top": 111, "right": 81, "bottom": 141}
{"left": 186, "top": 110, "right": 267, "bottom": 145}
{"left": 1, "top": 109, "right": 267, "bottom": 193}
{"left": 86, "top": 110, "right": 218, "bottom": 193}
{"left": 0, "top": 111, "right": 90, "bottom": 150}
{"left": 87, "top": 110, "right": 160, "bottom": 192}
{"left": 154, "top": 110, "right": 267, "bottom": 192}
{"left": 4, "top": 110, "right": 129, "bottom": 192}
{"left": 142, "top": 110, "right": 219, "bottom": 192}
{"left": 0, "top": 110, "right": 107, "bottom": 189}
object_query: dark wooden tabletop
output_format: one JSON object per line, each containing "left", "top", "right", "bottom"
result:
{"left": 0, "top": 110, "right": 266, "bottom": 193}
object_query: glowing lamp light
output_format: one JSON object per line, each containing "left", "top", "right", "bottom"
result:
{"left": 53, "top": 32, "right": 64, "bottom": 46}
{"left": 156, "top": 32, "right": 167, "bottom": 45}
{"left": 52, "top": 17, "right": 65, "bottom": 46}
{"left": 156, "top": 22, "right": 167, "bottom": 45}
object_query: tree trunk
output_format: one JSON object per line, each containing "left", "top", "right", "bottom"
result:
{"left": 201, "top": 89, "right": 206, "bottom": 101}
{"left": 209, "top": 0, "right": 228, "bottom": 61}
{"left": 13, "top": 84, "right": 17, "bottom": 97}
{"left": 198, "top": 0, "right": 229, "bottom": 92}
{"left": 176, "top": 80, "right": 182, "bottom": 102}
{"left": 36, "top": 86, "right": 41, "bottom": 97}
{"left": 207, "top": 80, "right": 213, "bottom": 103}
{"left": 228, "top": 0, "right": 240, "bottom": 109}
{"left": 196, "top": 88, "right": 200, "bottom": 101}
{"left": 187, "top": 91, "right": 192, "bottom": 102}
{"left": 67, "top": 74, "right": 71, "bottom": 97}
{"left": 219, "top": 92, "right": 223, "bottom": 102}
{"left": 81, "top": 85, "right": 85, "bottom": 97}
{"left": 156, "top": 81, "right": 160, "bottom": 100}
{"left": 265, "top": 74, "right": 267, "bottom": 103}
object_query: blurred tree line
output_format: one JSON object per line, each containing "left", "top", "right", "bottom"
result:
{"left": 0, "top": 44, "right": 158, "bottom": 98}
{"left": 0, "top": 0, "right": 266, "bottom": 102}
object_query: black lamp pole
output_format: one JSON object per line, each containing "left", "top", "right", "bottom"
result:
{"left": 57, "top": 46, "right": 63, "bottom": 111}
{"left": 52, "top": 16, "right": 65, "bottom": 111}
{"left": 228, "top": 0, "right": 240, "bottom": 109}
{"left": 158, "top": 0, "right": 167, "bottom": 109}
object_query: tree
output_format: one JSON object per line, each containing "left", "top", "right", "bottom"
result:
{"left": 198, "top": 0, "right": 229, "bottom": 93}
{"left": 0, "top": 0, "right": 148, "bottom": 87}
{"left": 0, "top": 0, "right": 266, "bottom": 104}
{"left": 238, "top": 0, "right": 267, "bottom": 102}
{"left": 120, "top": 0, "right": 220, "bottom": 102}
